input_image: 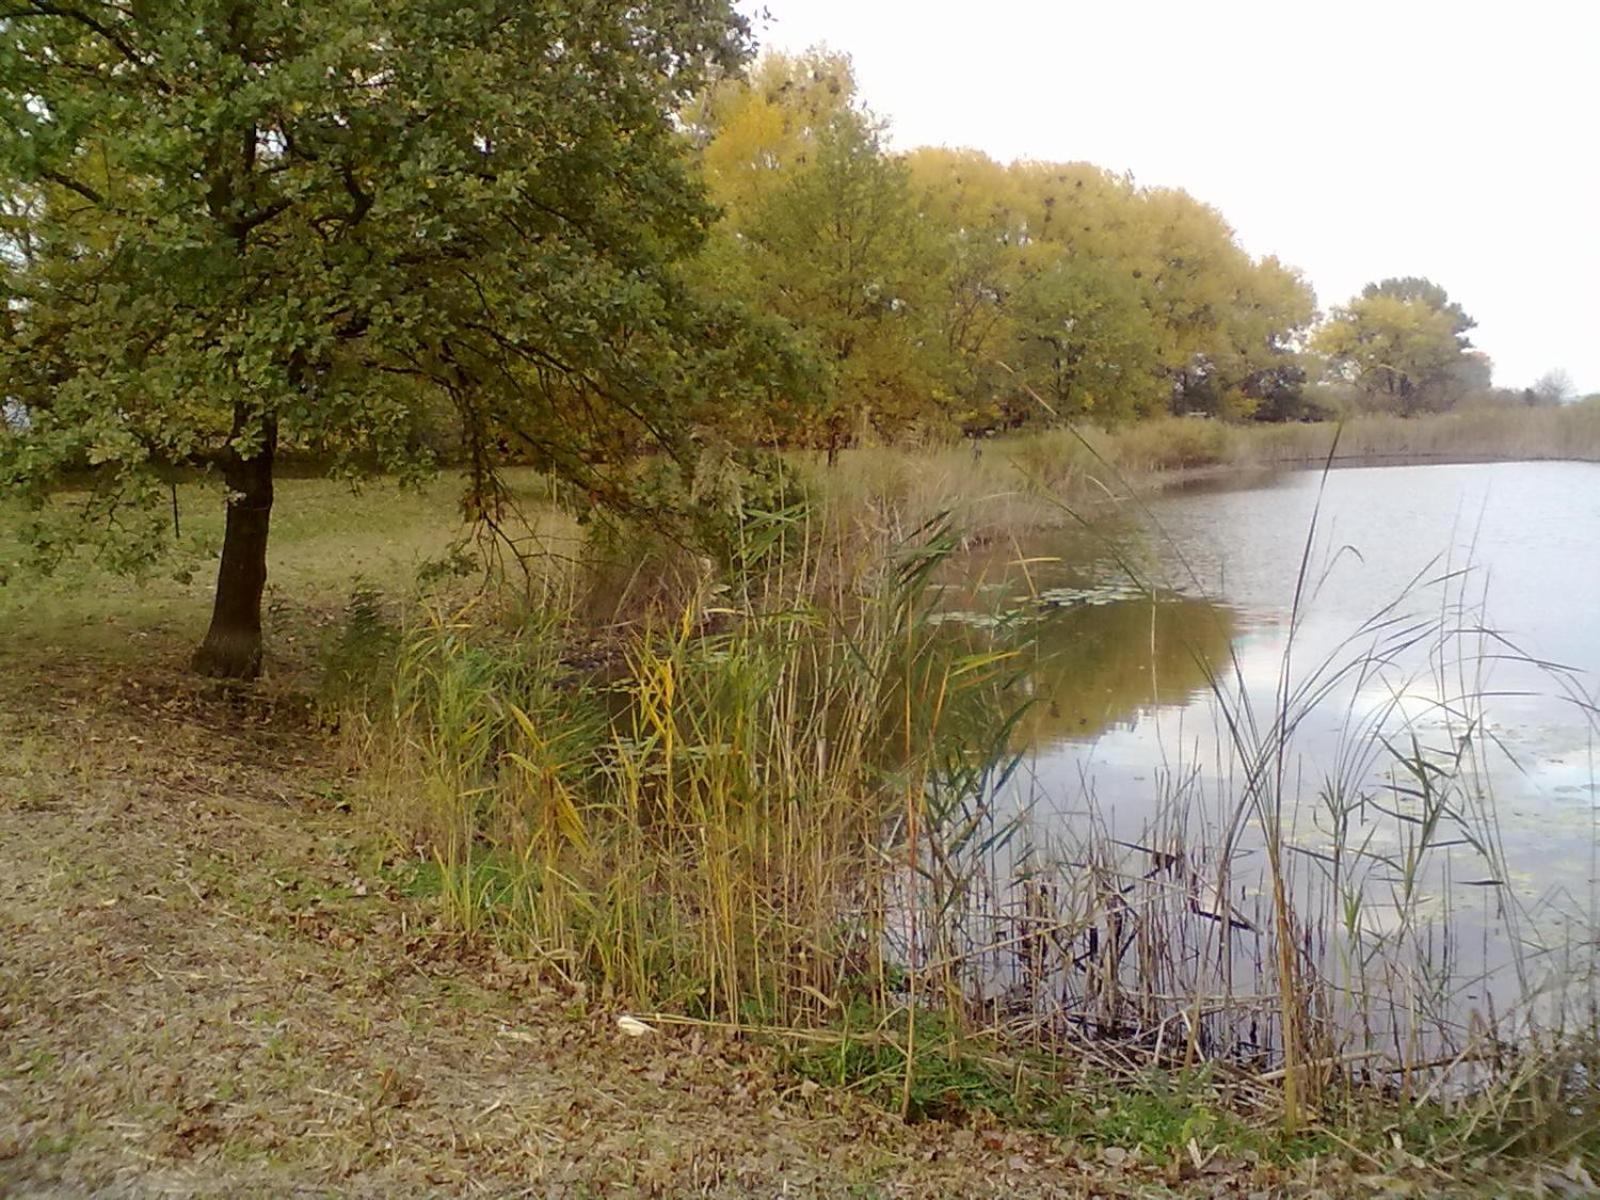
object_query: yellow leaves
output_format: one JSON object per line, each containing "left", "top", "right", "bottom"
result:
{"left": 700, "top": 98, "right": 790, "bottom": 211}
{"left": 629, "top": 646, "right": 679, "bottom": 816}
{"left": 687, "top": 49, "right": 1320, "bottom": 434}
{"left": 1313, "top": 289, "right": 1467, "bottom": 407}
{"left": 504, "top": 703, "right": 589, "bottom": 854}
{"left": 690, "top": 49, "right": 861, "bottom": 220}
{"left": 905, "top": 146, "right": 1022, "bottom": 230}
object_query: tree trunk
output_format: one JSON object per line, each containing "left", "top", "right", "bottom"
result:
{"left": 192, "top": 414, "right": 277, "bottom": 679}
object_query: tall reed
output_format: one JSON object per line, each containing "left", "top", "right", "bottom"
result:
{"left": 354, "top": 513, "right": 1021, "bottom": 1030}
{"left": 344, "top": 470, "right": 1598, "bottom": 1151}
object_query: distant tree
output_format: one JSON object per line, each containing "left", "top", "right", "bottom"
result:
{"left": 746, "top": 113, "right": 935, "bottom": 450}
{"left": 688, "top": 70, "right": 1320, "bottom": 437}
{"left": 1313, "top": 280, "right": 1479, "bottom": 415}
{"left": 0, "top": 1, "right": 774, "bottom": 679}
{"left": 1010, "top": 254, "right": 1163, "bottom": 420}
{"left": 1533, "top": 369, "right": 1575, "bottom": 406}
{"left": 1446, "top": 352, "right": 1495, "bottom": 398}
{"left": 909, "top": 155, "right": 1316, "bottom": 426}
{"left": 1166, "top": 254, "right": 1317, "bottom": 420}
{"left": 1137, "top": 195, "right": 1316, "bottom": 419}
{"left": 904, "top": 148, "right": 1025, "bottom": 432}
{"left": 1245, "top": 362, "right": 1319, "bottom": 422}
{"left": 691, "top": 53, "right": 937, "bottom": 455}
{"left": 1362, "top": 277, "right": 1476, "bottom": 342}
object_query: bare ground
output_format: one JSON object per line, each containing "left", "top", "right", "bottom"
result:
{"left": 0, "top": 644, "right": 1503, "bottom": 1198}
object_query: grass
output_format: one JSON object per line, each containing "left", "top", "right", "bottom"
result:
{"left": 776, "top": 1011, "right": 1344, "bottom": 1163}
{"left": 0, "top": 470, "right": 582, "bottom": 663}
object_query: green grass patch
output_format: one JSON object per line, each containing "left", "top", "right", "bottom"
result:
{"left": 780, "top": 1020, "right": 1353, "bottom": 1164}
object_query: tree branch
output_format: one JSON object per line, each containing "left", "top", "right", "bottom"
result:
{"left": 38, "top": 168, "right": 105, "bottom": 207}
{"left": 8, "top": 2, "right": 153, "bottom": 78}
{"left": 235, "top": 197, "right": 292, "bottom": 237}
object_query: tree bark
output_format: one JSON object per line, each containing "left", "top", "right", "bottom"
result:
{"left": 192, "top": 413, "right": 277, "bottom": 679}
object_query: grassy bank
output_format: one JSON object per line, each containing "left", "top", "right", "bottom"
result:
{"left": 5, "top": 410, "right": 1599, "bottom": 1190}
{"left": 332, "top": 510, "right": 1595, "bottom": 1173}
{"left": 0, "top": 472, "right": 583, "bottom": 661}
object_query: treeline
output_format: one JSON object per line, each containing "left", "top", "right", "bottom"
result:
{"left": 676, "top": 51, "right": 1527, "bottom": 448}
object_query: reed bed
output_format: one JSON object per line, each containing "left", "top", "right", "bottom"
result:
{"left": 779, "top": 404, "right": 1600, "bottom": 573}
{"left": 1229, "top": 403, "right": 1600, "bottom": 468}
{"left": 340, "top": 465, "right": 1599, "bottom": 1155}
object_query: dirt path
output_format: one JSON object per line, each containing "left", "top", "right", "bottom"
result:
{"left": 0, "top": 647, "right": 1439, "bottom": 1198}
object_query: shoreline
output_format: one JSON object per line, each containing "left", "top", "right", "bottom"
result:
{"left": 1144, "top": 449, "right": 1600, "bottom": 493}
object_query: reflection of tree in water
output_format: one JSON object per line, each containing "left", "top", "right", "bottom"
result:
{"left": 1012, "top": 595, "right": 1237, "bottom": 747}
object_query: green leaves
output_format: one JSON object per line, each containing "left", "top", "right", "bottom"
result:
{"left": 1, "top": 0, "right": 764, "bottom": 571}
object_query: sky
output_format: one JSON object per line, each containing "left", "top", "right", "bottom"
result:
{"left": 739, "top": 0, "right": 1598, "bottom": 394}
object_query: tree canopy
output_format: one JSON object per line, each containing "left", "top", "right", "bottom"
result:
{"left": 686, "top": 50, "right": 939, "bottom": 452}
{"left": 0, "top": 0, "right": 775, "bottom": 676}
{"left": 685, "top": 56, "right": 1318, "bottom": 440}
{"left": 1313, "top": 279, "right": 1481, "bottom": 415}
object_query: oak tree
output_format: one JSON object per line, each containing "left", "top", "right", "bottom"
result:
{"left": 1, "top": 0, "right": 761, "bottom": 678}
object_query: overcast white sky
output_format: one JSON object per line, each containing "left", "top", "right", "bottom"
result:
{"left": 741, "top": 0, "right": 1598, "bottom": 394}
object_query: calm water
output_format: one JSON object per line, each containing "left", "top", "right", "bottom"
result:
{"left": 986, "top": 461, "right": 1600, "bottom": 940}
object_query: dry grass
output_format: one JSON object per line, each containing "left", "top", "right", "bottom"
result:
{"left": 1223, "top": 403, "right": 1600, "bottom": 466}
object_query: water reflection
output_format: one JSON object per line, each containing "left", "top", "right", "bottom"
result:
{"left": 1011, "top": 594, "right": 1237, "bottom": 747}
{"left": 956, "top": 463, "right": 1600, "bottom": 898}
{"left": 935, "top": 462, "right": 1600, "bottom": 1057}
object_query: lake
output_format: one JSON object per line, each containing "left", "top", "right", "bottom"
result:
{"left": 945, "top": 460, "right": 1600, "bottom": 1053}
